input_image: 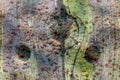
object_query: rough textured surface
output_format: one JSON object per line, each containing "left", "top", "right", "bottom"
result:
{"left": 0, "top": 0, "right": 120, "bottom": 80}
{"left": 89, "top": 0, "right": 120, "bottom": 80}
{"left": 2, "top": 0, "right": 73, "bottom": 80}
{"left": 64, "top": 0, "right": 120, "bottom": 80}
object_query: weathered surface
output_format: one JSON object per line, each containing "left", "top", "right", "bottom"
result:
{"left": 2, "top": 0, "right": 73, "bottom": 80}
{"left": 63, "top": 0, "right": 94, "bottom": 80}
{"left": 1, "top": 0, "right": 120, "bottom": 80}
{"left": 63, "top": 0, "right": 120, "bottom": 80}
{"left": 89, "top": 0, "right": 120, "bottom": 80}
{"left": 0, "top": 0, "right": 4, "bottom": 80}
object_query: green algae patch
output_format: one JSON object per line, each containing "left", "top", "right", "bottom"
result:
{"left": 64, "top": 0, "right": 94, "bottom": 80}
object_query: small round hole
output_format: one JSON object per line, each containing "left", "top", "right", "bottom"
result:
{"left": 15, "top": 45, "right": 31, "bottom": 61}
{"left": 84, "top": 45, "right": 101, "bottom": 64}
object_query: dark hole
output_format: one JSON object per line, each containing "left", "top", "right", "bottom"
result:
{"left": 15, "top": 45, "right": 31, "bottom": 61}
{"left": 84, "top": 45, "right": 101, "bottom": 64}
{"left": 21, "top": 48, "right": 25, "bottom": 51}
{"left": 61, "top": 8, "right": 64, "bottom": 11}
{"left": 19, "top": 54, "right": 25, "bottom": 58}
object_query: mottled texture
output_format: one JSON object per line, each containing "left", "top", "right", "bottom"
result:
{"left": 2, "top": 0, "right": 73, "bottom": 80}
{"left": 1, "top": 0, "right": 120, "bottom": 80}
